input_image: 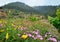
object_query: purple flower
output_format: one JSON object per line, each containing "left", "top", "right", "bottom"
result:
{"left": 31, "top": 35, "right": 37, "bottom": 40}
{"left": 26, "top": 33, "right": 32, "bottom": 37}
{"left": 40, "top": 37, "right": 43, "bottom": 40}
{"left": 32, "top": 31, "right": 38, "bottom": 35}
{"left": 47, "top": 37, "right": 57, "bottom": 42}
{"left": 36, "top": 34, "right": 43, "bottom": 40}
{"left": 36, "top": 34, "right": 42, "bottom": 38}
{"left": 31, "top": 35, "right": 35, "bottom": 38}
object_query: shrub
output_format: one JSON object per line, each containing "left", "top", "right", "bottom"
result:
{"left": 48, "top": 8, "right": 60, "bottom": 32}
{"left": 28, "top": 16, "right": 39, "bottom": 22}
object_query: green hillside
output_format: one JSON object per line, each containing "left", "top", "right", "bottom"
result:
{"left": 2, "top": 2, "right": 39, "bottom": 14}
{"left": 33, "top": 6, "right": 57, "bottom": 16}
{"left": 1, "top": 2, "right": 60, "bottom": 16}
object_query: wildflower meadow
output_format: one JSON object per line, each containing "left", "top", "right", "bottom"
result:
{"left": 0, "top": 15, "right": 60, "bottom": 42}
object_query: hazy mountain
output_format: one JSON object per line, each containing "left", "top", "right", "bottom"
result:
{"left": 2, "top": 2, "right": 39, "bottom": 14}
{"left": 33, "top": 6, "right": 57, "bottom": 16}
{"left": 1, "top": 2, "right": 60, "bottom": 16}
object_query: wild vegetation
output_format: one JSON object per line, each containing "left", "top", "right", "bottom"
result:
{"left": 0, "top": 2, "right": 60, "bottom": 42}
{"left": 2, "top": 2, "right": 60, "bottom": 16}
{"left": 48, "top": 7, "right": 60, "bottom": 33}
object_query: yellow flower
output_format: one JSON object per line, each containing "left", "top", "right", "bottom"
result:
{"left": 0, "top": 20, "right": 2, "bottom": 23}
{"left": 6, "top": 33, "right": 9, "bottom": 40}
{"left": 11, "top": 23, "right": 14, "bottom": 26}
{"left": 0, "top": 30, "right": 4, "bottom": 32}
{"left": 21, "top": 34, "right": 28, "bottom": 39}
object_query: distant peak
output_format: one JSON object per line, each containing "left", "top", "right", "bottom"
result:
{"left": 10, "top": 1, "right": 25, "bottom": 4}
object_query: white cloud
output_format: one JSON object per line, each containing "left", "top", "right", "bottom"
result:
{"left": 20, "top": 0, "right": 46, "bottom": 6}
{"left": 0, "top": 0, "right": 60, "bottom": 6}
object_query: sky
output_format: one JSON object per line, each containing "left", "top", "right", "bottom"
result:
{"left": 0, "top": 0, "right": 60, "bottom": 6}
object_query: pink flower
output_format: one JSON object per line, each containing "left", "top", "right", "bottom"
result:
{"left": 40, "top": 37, "right": 43, "bottom": 40}
{"left": 52, "top": 38, "right": 57, "bottom": 42}
{"left": 26, "top": 33, "right": 32, "bottom": 37}
{"left": 36, "top": 34, "right": 42, "bottom": 38}
{"left": 17, "top": 34, "right": 20, "bottom": 37}
{"left": 31, "top": 35, "right": 37, "bottom": 40}
{"left": 31, "top": 36, "right": 37, "bottom": 40}
{"left": 32, "top": 31, "right": 38, "bottom": 35}
{"left": 31, "top": 35, "right": 35, "bottom": 38}
{"left": 36, "top": 34, "right": 43, "bottom": 40}
{"left": 48, "top": 37, "right": 57, "bottom": 42}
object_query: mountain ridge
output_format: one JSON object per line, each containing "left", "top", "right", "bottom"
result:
{"left": 2, "top": 2, "right": 39, "bottom": 14}
{"left": 1, "top": 2, "right": 60, "bottom": 16}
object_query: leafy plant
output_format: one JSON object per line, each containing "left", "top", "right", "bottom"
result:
{"left": 28, "top": 16, "right": 39, "bottom": 22}
{"left": 48, "top": 8, "right": 60, "bottom": 32}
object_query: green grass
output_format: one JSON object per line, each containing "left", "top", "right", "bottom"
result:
{"left": 0, "top": 15, "right": 60, "bottom": 42}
